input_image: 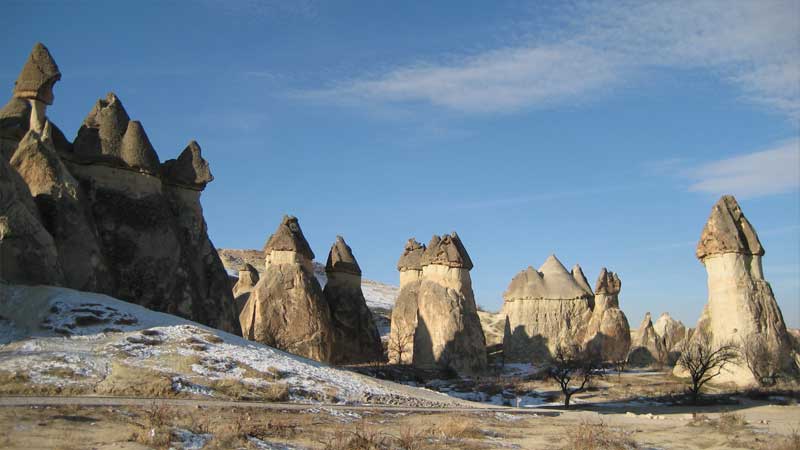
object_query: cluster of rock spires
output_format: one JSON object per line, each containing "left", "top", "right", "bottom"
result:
{"left": 0, "top": 43, "right": 239, "bottom": 334}
{"left": 500, "top": 255, "right": 631, "bottom": 363}
{"left": 389, "top": 233, "right": 487, "bottom": 374}
{"left": 674, "top": 195, "right": 798, "bottom": 385}
{"left": 239, "top": 216, "right": 382, "bottom": 364}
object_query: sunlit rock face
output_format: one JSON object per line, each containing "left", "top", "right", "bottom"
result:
{"left": 583, "top": 268, "right": 631, "bottom": 362}
{"left": 501, "top": 255, "right": 594, "bottom": 362}
{"left": 240, "top": 216, "right": 334, "bottom": 362}
{"left": 323, "top": 236, "right": 383, "bottom": 365}
{"left": 388, "top": 238, "right": 426, "bottom": 364}
{"left": 675, "top": 195, "right": 797, "bottom": 385}
{"left": 233, "top": 263, "right": 259, "bottom": 314}
{"left": 412, "top": 233, "right": 487, "bottom": 374}
{"left": 628, "top": 312, "right": 665, "bottom": 367}
{"left": 653, "top": 312, "right": 686, "bottom": 354}
{"left": 0, "top": 43, "right": 240, "bottom": 335}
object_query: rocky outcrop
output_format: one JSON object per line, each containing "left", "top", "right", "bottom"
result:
{"left": 239, "top": 216, "right": 333, "bottom": 362}
{"left": 233, "top": 263, "right": 259, "bottom": 308}
{"left": 653, "top": 313, "right": 686, "bottom": 352}
{"left": 583, "top": 268, "right": 631, "bottom": 361}
{"left": 628, "top": 312, "right": 665, "bottom": 367}
{"left": 388, "top": 238, "right": 425, "bottom": 364}
{"left": 0, "top": 155, "right": 63, "bottom": 285}
{"left": 675, "top": 195, "right": 797, "bottom": 385}
{"left": 323, "top": 236, "right": 383, "bottom": 364}
{"left": 0, "top": 44, "right": 240, "bottom": 335}
{"left": 501, "top": 255, "right": 594, "bottom": 362}
{"left": 413, "top": 233, "right": 487, "bottom": 373}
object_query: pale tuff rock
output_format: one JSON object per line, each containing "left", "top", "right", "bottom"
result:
{"left": 323, "top": 236, "right": 383, "bottom": 364}
{"left": 13, "top": 43, "right": 61, "bottom": 105}
{"left": 572, "top": 264, "right": 593, "bottom": 296}
{"left": 501, "top": 255, "right": 594, "bottom": 362}
{"left": 584, "top": 268, "right": 631, "bottom": 362}
{"left": 232, "top": 263, "right": 259, "bottom": 315}
{"left": 628, "top": 312, "right": 665, "bottom": 367}
{"left": 161, "top": 141, "right": 214, "bottom": 189}
{"left": 653, "top": 312, "right": 686, "bottom": 352}
{"left": 0, "top": 156, "right": 63, "bottom": 285}
{"left": 9, "top": 127, "right": 111, "bottom": 292}
{"left": 389, "top": 238, "right": 425, "bottom": 364}
{"left": 675, "top": 195, "right": 797, "bottom": 385}
{"left": 240, "top": 216, "right": 333, "bottom": 362}
{"left": 413, "top": 233, "right": 487, "bottom": 373}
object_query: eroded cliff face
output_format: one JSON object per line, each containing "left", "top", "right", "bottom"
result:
{"left": 412, "top": 233, "right": 487, "bottom": 374}
{"left": 239, "top": 217, "right": 334, "bottom": 362}
{"left": 673, "top": 195, "right": 797, "bottom": 385}
{"left": 0, "top": 43, "right": 240, "bottom": 335}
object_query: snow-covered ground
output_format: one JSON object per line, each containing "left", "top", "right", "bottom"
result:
{"left": 0, "top": 283, "right": 452, "bottom": 407}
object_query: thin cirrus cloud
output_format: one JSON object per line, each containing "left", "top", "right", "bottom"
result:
{"left": 303, "top": 0, "right": 799, "bottom": 119}
{"left": 687, "top": 139, "right": 800, "bottom": 198}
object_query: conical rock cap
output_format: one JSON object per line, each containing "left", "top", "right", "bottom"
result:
{"left": 326, "top": 235, "right": 361, "bottom": 275}
{"left": 263, "top": 215, "right": 314, "bottom": 260}
{"left": 696, "top": 195, "right": 764, "bottom": 260}
{"left": 13, "top": 43, "right": 61, "bottom": 105}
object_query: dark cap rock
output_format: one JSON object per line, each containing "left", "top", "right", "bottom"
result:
{"left": 120, "top": 120, "right": 160, "bottom": 174}
{"left": 13, "top": 43, "right": 61, "bottom": 105}
{"left": 263, "top": 215, "right": 315, "bottom": 260}
{"left": 325, "top": 235, "right": 361, "bottom": 275}
{"left": 696, "top": 195, "right": 764, "bottom": 260}
{"left": 595, "top": 267, "right": 621, "bottom": 295}
{"left": 420, "top": 232, "right": 473, "bottom": 269}
{"left": 73, "top": 93, "right": 130, "bottom": 160}
{"left": 161, "top": 140, "right": 214, "bottom": 189}
{"left": 397, "top": 238, "right": 426, "bottom": 271}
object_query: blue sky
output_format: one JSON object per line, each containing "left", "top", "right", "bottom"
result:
{"left": 2, "top": 0, "right": 799, "bottom": 328}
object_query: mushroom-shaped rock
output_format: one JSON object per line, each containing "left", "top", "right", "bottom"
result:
{"left": 13, "top": 43, "right": 61, "bottom": 105}
{"left": 325, "top": 235, "right": 361, "bottom": 275}
{"left": 501, "top": 255, "right": 594, "bottom": 362}
{"left": 120, "top": 120, "right": 160, "bottom": 174}
{"left": 584, "top": 268, "right": 630, "bottom": 362}
{"left": 323, "top": 236, "right": 383, "bottom": 364}
{"left": 161, "top": 141, "right": 214, "bottom": 189}
{"left": 696, "top": 195, "right": 764, "bottom": 260}
{"left": 240, "top": 216, "right": 333, "bottom": 362}
{"left": 397, "top": 238, "right": 426, "bottom": 272}
{"left": 420, "top": 232, "right": 473, "bottom": 269}
{"left": 232, "top": 263, "right": 260, "bottom": 314}
{"left": 595, "top": 268, "right": 621, "bottom": 295}
{"left": 389, "top": 238, "right": 426, "bottom": 363}
{"left": 73, "top": 93, "right": 131, "bottom": 161}
{"left": 413, "top": 232, "right": 487, "bottom": 373}
{"left": 572, "top": 264, "right": 593, "bottom": 296}
{"left": 262, "top": 215, "right": 314, "bottom": 261}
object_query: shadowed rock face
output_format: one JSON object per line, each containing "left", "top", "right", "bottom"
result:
{"left": 676, "top": 195, "right": 798, "bottom": 385}
{"left": 13, "top": 43, "right": 61, "bottom": 105}
{"left": 501, "top": 255, "right": 594, "bottom": 362}
{"left": 413, "top": 233, "right": 487, "bottom": 374}
{"left": 629, "top": 312, "right": 664, "bottom": 367}
{"left": 0, "top": 44, "right": 240, "bottom": 335}
{"left": 240, "top": 216, "right": 333, "bottom": 362}
{"left": 323, "top": 236, "right": 383, "bottom": 364}
{"left": 389, "top": 238, "right": 426, "bottom": 364}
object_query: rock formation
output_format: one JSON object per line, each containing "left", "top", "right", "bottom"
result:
{"left": 501, "top": 255, "right": 594, "bottom": 362}
{"left": 0, "top": 43, "right": 240, "bottom": 335}
{"left": 583, "top": 268, "right": 631, "bottom": 361}
{"left": 653, "top": 313, "right": 686, "bottom": 352}
{"left": 675, "top": 195, "right": 798, "bottom": 385}
{"left": 388, "top": 238, "right": 425, "bottom": 364}
{"left": 628, "top": 312, "right": 665, "bottom": 367}
{"left": 239, "top": 216, "right": 333, "bottom": 362}
{"left": 233, "top": 263, "right": 259, "bottom": 313}
{"left": 323, "top": 236, "right": 383, "bottom": 364}
{"left": 413, "top": 233, "right": 487, "bottom": 373}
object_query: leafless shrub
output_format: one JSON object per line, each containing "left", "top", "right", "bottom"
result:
{"left": 741, "top": 333, "right": 781, "bottom": 387}
{"left": 547, "top": 344, "right": 605, "bottom": 408}
{"left": 676, "top": 333, "right": 739, "bottom": 404}
{"left": 388, "top": 325, "right": 414, "bottom": 365}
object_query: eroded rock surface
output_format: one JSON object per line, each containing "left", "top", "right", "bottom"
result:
{"left": 584, "top": 268, "right": 631, "bottom": 362}
{"left": 388, "top": 238, "right": 425, "bottom": 364}
{"left": 629, "top": 312, "right": 665, "bottom": 367}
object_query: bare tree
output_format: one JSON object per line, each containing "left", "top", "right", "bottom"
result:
{"left": 676, "top": 333, "right": 739, "bottom": 404}
{"left": 547, "top": 344, "right": 605, "bottom": 408}
{"left": 611, "top": 358, "right": 628, "bottom": 378}
{"left": 741, "top": 334, "right": 781, "bottom": 387}
{"left": 388, "top": 325, "right": 414, "bottom": 365}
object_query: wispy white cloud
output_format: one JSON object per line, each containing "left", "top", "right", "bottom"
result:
{"left": 687, "top": 139, "right": 800, "bottom": 197}
{"left": 304, "top": 0, "right": 799, "bottom": 118}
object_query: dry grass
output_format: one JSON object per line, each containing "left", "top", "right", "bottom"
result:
{"left": 0, "top": 370, "right": 89, "bottom": 396}
{"left": 717, "top": 411, "right": 747, "bottom": 432}
{"left": 563, "top": 420, "right": 638, "bottom": 450}
{"left": 94, "top": 362, "right": 175, "bottom": 397}
{"left": 766, "top": 429, "right": 800, "bottom": 450}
